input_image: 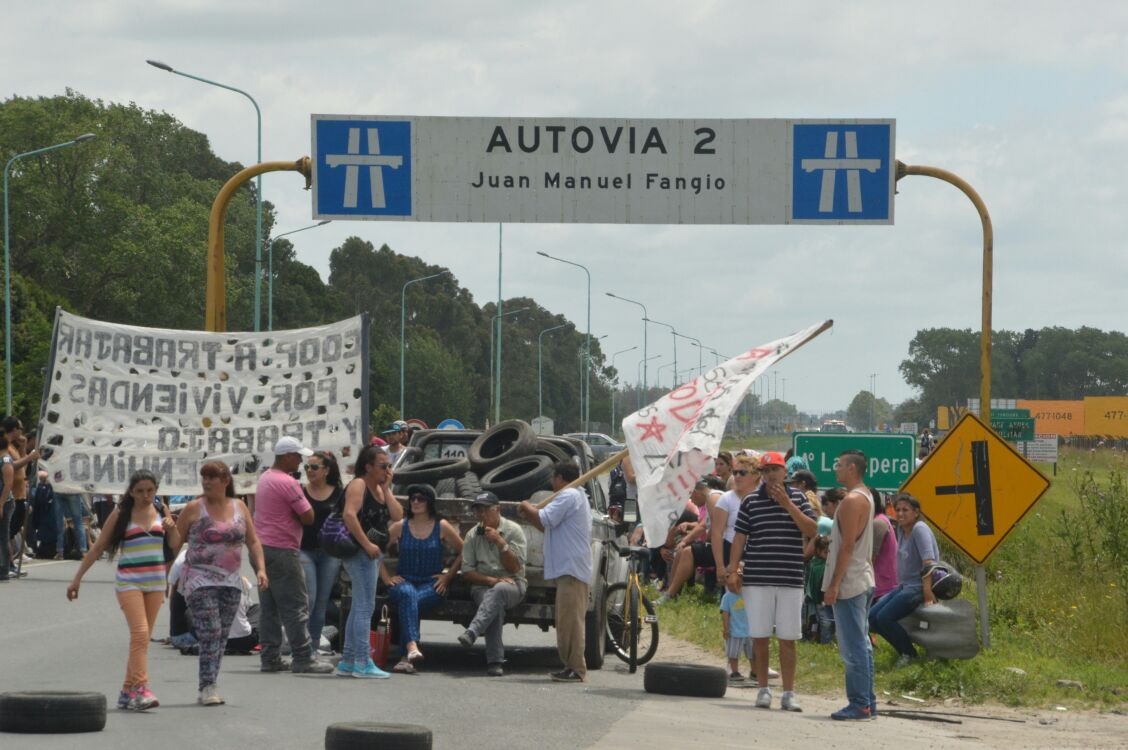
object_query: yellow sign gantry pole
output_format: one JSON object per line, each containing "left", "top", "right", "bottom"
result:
{"left": 896, "top": 160, "right": 995, "bottom": 647}
{"left": 206, "top": 157, "right": 312, "bottom": 332}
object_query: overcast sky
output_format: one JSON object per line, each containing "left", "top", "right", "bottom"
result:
{"left": 6, "top": 1, "right": 1127, "bottom": 416}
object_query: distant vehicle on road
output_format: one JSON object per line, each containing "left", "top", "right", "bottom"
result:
{"left": 563, "top": 432, "right": 625, "bottom": 464}
{"left": 820, "top": 420, "right": 850, "bottom": 433}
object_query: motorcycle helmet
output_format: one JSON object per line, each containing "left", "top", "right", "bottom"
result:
{"left": 923, "top": 561, "right": 963, "bottom": 600}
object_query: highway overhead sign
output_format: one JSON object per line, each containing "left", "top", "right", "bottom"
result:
{"left": 901, "top": 413, "right": 1051, "bottom": 565}
{"left": 311, "top": 116, "right": 895, "bottom": 224}
{"left": 793, "top": 432, "right": 916, "bottom": 492}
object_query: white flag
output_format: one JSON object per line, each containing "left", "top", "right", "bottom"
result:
{"left": 622, "top": 320, "right": 832, "bottom": 546}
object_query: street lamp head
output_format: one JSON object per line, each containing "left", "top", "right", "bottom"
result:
{"left": 535, "top": 251, "right": 550, "bottom": 258}
{"left": 316, "top": 220, "right": 331, "bottom": 226}
{"left": 73, "top": 133, "right": 97, "bottom": 143}
{"left": 146, "top": 59, "right": 174, "bottom": 72}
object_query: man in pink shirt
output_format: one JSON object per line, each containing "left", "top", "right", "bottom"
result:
{"left": 255, "top": 437, "right": 332, "bottom": 674}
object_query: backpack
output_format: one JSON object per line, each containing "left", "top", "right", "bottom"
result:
{"left": 608, "top": 465, "right": 627, "bottom": 506}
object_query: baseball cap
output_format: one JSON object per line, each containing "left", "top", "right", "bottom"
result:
{"left": 369, "top": 436, "right": 388, "bottom": 447}
{"left": 786, "top": 455, "right": 808, "bottom": 477}
{"left": 380, "top": 420, "right": 409, "bottom": 435}
{"left": 760, "top": 451, "right": 786, "bottom": 468}
{"left": 274, "top": 436, "right": 313, "bottom": 457}
{"left": 471, "top": 491, "right": 500, "bottom": 507}
{"left": 817, "top": 516, "right": 834, "bottom": 536}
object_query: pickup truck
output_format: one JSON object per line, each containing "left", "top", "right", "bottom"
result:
{"left": 358, "top": 420, "right": 629, "bottom": 670}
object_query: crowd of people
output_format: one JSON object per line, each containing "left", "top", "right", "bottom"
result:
{"left": 3, "top": 410, "right": 943, "bottom": 719}
{"left": 634, "top": 446, "right": 941, "bottom": 721}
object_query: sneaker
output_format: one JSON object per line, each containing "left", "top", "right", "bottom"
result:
{"left": 729, "top": 671, "right": 745, "bottom": 682}
{"left": 458, "top": 629, "right": 476, "bottom": 648}
{"left": 54, "top": 552, "right": 64, "bottom": 560}
{"left": 767, "top": 667, "right": 781, "bottom": 679}
{"left": 549, "top": 669, "right": 584, "bottom": 683}
{"left": 486, "top": 663, "right": 504, "bottom": 677}
{"left": 831, "top": 704, "right": 872, "bottom": 721}
{"left": 755, "top": 687, "right": 772, "bottom": 709}
{"left": 116, "top": 689, "right": 134, "bottom": 709}
{"left": 291, "top": 658, "right": 334, "bottom": 674}
{"left": 352, "top": 659, "right": 391, "bottom": 679}
{"left": 197, "top": 684, "right": 225, "bottom": 706}
{"left": 334, "top": 660, "right": 355, "bottom": 677}
{"left": 260, "top": 658, "right": 291, "bottom": 673}
{"left": 134, "top": 685, "right": 160, "bottom": 710}
{"left": 780, "top": 691, "right": 802, "bottom": 712}
{"left": 894, "top": 653, "right": 916, "bottom": 668}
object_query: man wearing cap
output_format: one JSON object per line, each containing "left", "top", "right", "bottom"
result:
{"left": 254, "top": 437, "right": 333, "bottom": 674}
{"left": 518, "top": 460, "right": 593, "bottom": 683}
{"left": 457, "top": 491, "right": 527, "bottom": 677}
{"left": 381, "top": 421, "right": 410, "bottom": 466}
{"left": 726, "top": 450, "right": 817, "bottom": 712}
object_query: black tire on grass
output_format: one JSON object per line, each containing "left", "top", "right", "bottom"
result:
{"left": 643, "top": 662, "right": 727, "bottom": 698}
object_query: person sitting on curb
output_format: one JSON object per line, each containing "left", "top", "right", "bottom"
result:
{"left": 457, "top": 491, "right": 527, "bottom": 677}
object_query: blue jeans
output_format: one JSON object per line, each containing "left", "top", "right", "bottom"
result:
{"left": 300, "top": 548, "right": 341, "bottom": 648}
{"left": 869, "top": 583, "right": 923, "bottom": 657}
{"left": 54, "top": 494, "right": 87, "bottom": 554}
{"left": 342, "top": 552, "right": 379, "bottom": 665}
{"left": 816, "top": 603, "right": 835, "bottom": 644}
{"left": 387, "top": 578, "right": 444, "bottom": 648}
{"left": 832, "top": 588, "right": 875, "bottom": 711}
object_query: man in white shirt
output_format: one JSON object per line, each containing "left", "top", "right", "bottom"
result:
{"left": 519, "top": 460, "right": 592, "bottom": 683}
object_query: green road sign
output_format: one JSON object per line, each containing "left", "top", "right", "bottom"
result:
{"left": 792, "top": 432, "right": 917, "bottom": 492}
{"left": 991, "top": 417, "right": 1035, "bottom": 442}
{"left": 990, "top": 408, "right": 1031, "bottom": 420}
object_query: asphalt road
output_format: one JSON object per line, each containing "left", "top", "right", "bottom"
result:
{"left": 5, "top": 559, "right": 1126, "bottom": 749}
{"left": 3, "top": 558, "right": 646, "bottom": 749}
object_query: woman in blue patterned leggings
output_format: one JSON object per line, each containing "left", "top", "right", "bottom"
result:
{"left": 381, "top": 483, "right": 463, "bottom": 673}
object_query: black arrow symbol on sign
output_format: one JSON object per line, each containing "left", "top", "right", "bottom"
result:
{"left": 934, "top": 439, "right": 994, "bottom": 535}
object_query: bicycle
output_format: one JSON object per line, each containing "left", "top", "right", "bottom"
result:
{"left": 603, "top": 540, "right": 659, "bottom": 673}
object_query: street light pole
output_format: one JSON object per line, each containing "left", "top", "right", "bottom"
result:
{"left": 636, "top": 354, "right": 662, "bottom": 410}
{"left": 606, "top": 292, "right": 648, "bottom": 397}
{"left": 399, "top": 270, "right": 450, "bottom": 416}
{"left": 656, "top": 361, "right": 675, "bottom": 389}
{"left": 538, "top": 251, "right": 591, "bottom": 434}
{"left": 609, "top": 345, "right": 637, "bottom": 438}
{"left": 267, "top": 220, "right": 330, "bottom": 330}
{"left": 576, "top": 335, "right": 606, "bottom": 431}
{"left": 147, "top": 59, "right": 264, "bottom": 331}
{"left": 645, "top": 317, "right": 677, "bottom": 386}
{"left": 4, "top": 133, "right": 96, "bottom": 415}
{"left": 675, "top": 332, "right": 702, "bottom": 374}
{"left": 489, "top": 306, "right": 529, "bottom": 423}
{"left": 537, "top": 323, "right": 571, "bottom": 420}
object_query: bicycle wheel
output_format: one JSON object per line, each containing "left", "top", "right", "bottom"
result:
{"left": 627, "top": 584, "right": 640, "bottom": 672}
{"left": 604, "top": 582, "right": 659, "bottom": 667}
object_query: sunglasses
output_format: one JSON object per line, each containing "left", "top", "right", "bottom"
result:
{"left": 409, "top": 495, "right": 429, "bottom": 503}
{"left": 732, "top": 469, "right": 757, "bottom": 477}
{"left": 373, "top": 463, "right": 391, "bottom": 470}
{"left": 305, "top": 463, "right": 325, "bottom": 471}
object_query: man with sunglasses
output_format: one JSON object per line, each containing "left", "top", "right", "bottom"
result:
{"left": 726, "top": 450, "right": 817, "bottom": 712}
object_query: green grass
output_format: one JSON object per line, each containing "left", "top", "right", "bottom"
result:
{"left": 656, "top": 446, "right": 1128, "bottom": 708}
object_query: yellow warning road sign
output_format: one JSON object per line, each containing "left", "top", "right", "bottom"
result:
{"left": 900, "top": 412, "right": 1051, "bottom": 564}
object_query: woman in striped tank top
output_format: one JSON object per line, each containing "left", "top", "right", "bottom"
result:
{"left": 67, "top": 470, "right": 178, "bottom": 711}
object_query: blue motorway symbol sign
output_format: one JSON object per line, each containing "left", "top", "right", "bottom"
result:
{"left": 312, "top": 117, "right": 413, "bottom": 218}
{"left": 792, "top": 122, "right": 893, "bottom": 222}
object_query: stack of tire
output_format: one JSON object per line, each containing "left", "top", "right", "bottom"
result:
{"left": 393, "top": 420, "right": 568, "bottom": 502}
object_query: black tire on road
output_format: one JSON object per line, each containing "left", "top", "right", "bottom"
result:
{"left": 434, "top": 477, "right": 457, "bottom": 497}
{"left": 392, "top": 456, "right": 470, "bottom": 485}
{"left": 0, "top": 691, "right": 106, "bottom": 734}
{"left": 480, "top": 455, "right": 555, "bottom": 501}
{"left": 325, "top": 721, "right": 432, "bottom": 750}
{"left": 455, "top": 471, "right": 482, "bottom": 499}
{"left": 643, "top": 662, "right": 728, "bottom": 698}
{"left": 468, "top": 420, "right": 537, "bottom": 472}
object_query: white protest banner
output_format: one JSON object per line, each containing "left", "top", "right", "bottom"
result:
{"left": 622, "top": 321, "right": 832, "bottom": 546}
{"left": 38, "top": 310, "right": 368, "bottom": 495}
